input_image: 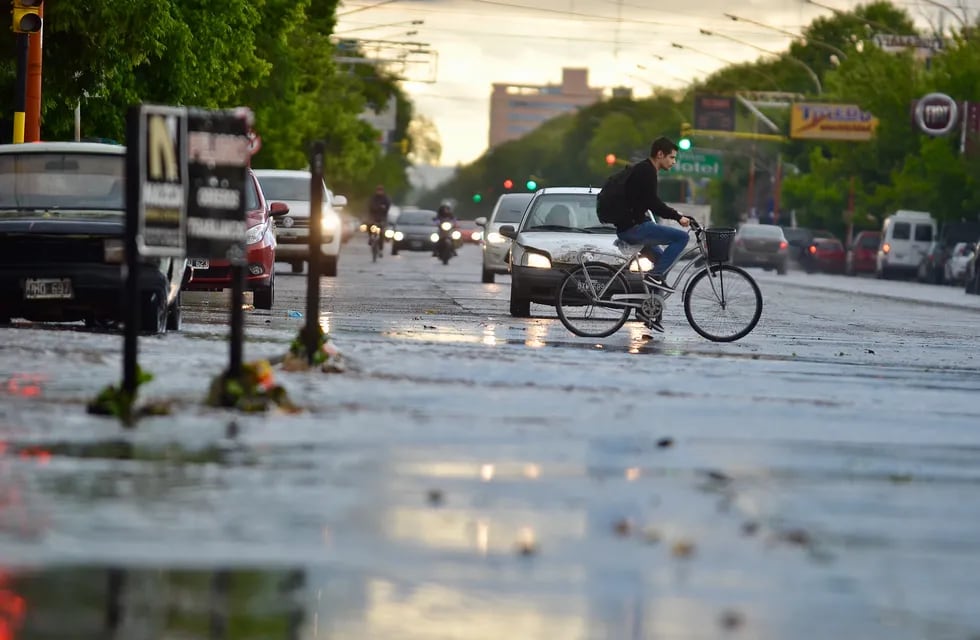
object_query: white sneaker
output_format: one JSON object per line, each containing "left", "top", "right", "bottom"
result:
{"left": 643, "top": 274, "right": 675, "bottom": 293}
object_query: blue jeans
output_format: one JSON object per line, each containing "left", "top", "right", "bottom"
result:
{"left": 617, "top": 221, "right": 688, "bottom": 277}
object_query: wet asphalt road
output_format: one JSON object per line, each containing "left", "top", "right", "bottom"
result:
{"left": 1, "top": 239, "right": 980, "bottom": 640}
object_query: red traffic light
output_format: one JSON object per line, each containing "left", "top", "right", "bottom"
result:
{"left": 503, "top": 179, "right": 514, "bottom": 190}
{"left": 605, "top": 153, "right": 616, "bottom": 166}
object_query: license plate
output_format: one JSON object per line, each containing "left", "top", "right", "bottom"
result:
{"left": 25, "top": 278, "right": 73, "bottom": 300}
{"left": 410, "top": 240, "right": 422, "bottom": 248}
{"left": 190, "top": 259, "right": 210, "bottom": 269}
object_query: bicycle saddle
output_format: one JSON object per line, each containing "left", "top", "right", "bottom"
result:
{"left": 613, "top": 238, "right": 643, "bottom": 254}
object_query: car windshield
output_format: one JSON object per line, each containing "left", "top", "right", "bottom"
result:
{"left": 782, "top": 228, "right": 810, "bottom": 242}
{"left": 397, "top": 210, "right": 438, "bottom": 225}
{"left": 0, "top": 152, "right": 124, "bottom": 211}
{"left": 494, "top": 194, "right": 534, "bottom": 223}
{"left": 521, "top": 193, "right": 611, "bottom": 233}
{"left": 858, "top": 234, "right": 880, "bottom": 249}
{"left": 256, "top": 176, "right": 324, "bottom": 202}
{"left": 739, "top": 224, "right": 784, "bottom": 239}
{"left": 816, "top": 239, "right": 843, "bottom": 250}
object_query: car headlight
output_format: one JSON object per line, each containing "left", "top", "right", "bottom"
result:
{"left": 393, "top": 231, "right": 404, "bottom": 241}
{"left": 524, "top": 252, "right": 552, "bottom": 269}
{"left": 430, "top": 232, "right": 440, "bottom": 242}
{"left": 629, "top": 257, "right": 654, "bottom": 272}
{"left": 321, "top": 215, "right": 338, "bottom": 234}
{"left": 359, "top": 223, "right": 368, "bottom": 232}
{"left": 245, "top": 224, "right": 264, "bottom": 245}
{"left": 472, "top": 231, "right": 483, "bottom": 242}
{"left": 369, "top": 224, "right": 381, "bottom": 233}
{"left": 440, "top": 221, "right": 453, "bottom": 231}
{"left": 486, "top": 232, "right": 507, "bottom": 244}
{"left": 385, "top": 228, "right": 395, "bottom": 239}
{"left": 451, "top": 230, "right": 462, "bottom": 240}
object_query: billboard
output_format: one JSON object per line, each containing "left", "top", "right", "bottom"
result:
{"left": 790, "top": 103, "right": 878, "bottom": 141}
{"left": 694, "top": 94, "right": 735, "bottom": 132}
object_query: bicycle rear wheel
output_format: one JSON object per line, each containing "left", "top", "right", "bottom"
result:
{"left": 556, "top": 263, "right": 631, "bottom": 338}
{"left": 683, "top": 264, "right": 762, "bottom": 342}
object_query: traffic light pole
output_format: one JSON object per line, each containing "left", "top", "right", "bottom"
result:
{"left": 12, "top": 33, "right": 28, "bottom": 143}
{"left": 26, "top": 26, "right": 43, "bottom": 142}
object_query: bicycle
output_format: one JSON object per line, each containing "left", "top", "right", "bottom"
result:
{"left": 368, "top": 224, "right": 384, "bottom": 262}
{"left": 554, "top": 220, "right": 762, "bottom": 342}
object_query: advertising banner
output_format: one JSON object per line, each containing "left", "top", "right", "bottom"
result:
{"left": 694, "top": 94, "right": 736, "bottom": 132}
{"left": 790, "top": 103, "right": 878, "bottom": 141}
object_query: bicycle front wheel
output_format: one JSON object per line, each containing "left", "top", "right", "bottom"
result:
{"left": 556, "top": 263, "right": 631, "bottom": 338}
{"left": 683, "top": 264, "right": 762, "bottom": 342}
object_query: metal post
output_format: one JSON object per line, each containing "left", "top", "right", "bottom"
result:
{"left": 305, "top": 142, "right": 325, "bottom": 364}
{"left": 229, "top": 265, "right": 244, "bottom": 379}
{"left": 122, "top": 108, "right": 142, "bottom": 399}
{"left": 13, "top": 34, "right": 28, "bottom": 143}
{"left": 25, "top": 17, "right": 43, "bottom": 142}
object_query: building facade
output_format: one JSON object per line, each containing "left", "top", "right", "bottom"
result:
{"left": 488, "top": 68, "right": 603, "bottom": 148}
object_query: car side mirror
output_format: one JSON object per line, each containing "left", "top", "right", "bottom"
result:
{"left": 269, "top": 201, "right": 290, "bottom": 217}
{"left": 333, "top": 194, "right": 348, "bottom": 208}
{"left": 475, "top": 216, "right": 487, "bottom": 227}
{"left": 499, "top": 225, "right": 517, "bottom": 239}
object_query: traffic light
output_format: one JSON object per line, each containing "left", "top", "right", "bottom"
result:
{"left": 678, "top": 122, "right": 693, "bottom": 151}
{"left": 605, "top": 153, "right": 616, "bottom": 166}
{"left": 472, "top": 193, "right": 482, "bottom": 203}
{"left": 503, "top": 179, "right": 513, "bottom": 190}
{"left": 525, "top": 179, "right": 537, "bottom": 191}
{"left": 12, "top": 0, "right": 42, "bottom": 33}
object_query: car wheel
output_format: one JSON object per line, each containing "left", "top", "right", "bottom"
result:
{"left": 509, "top": 286, "right": 531, "bottom": 317}
{"left": 291, "top": 261, "right": 303, "bottom": 274}
{"left": 166, "top": 292, "right": 182, "bottom": 331}
{"left": 391, "top": 244, "right": 399, "bottom": 256}
{"left": 777, "top": 263, "right": 788, "bottom": 275}
{"left": 141, "top": 291, "right": 167, "bottom": 335}
{"left": 253, "top": 273, "right": 274, "bottom": 310}
{"left": 966, "top": 272, "right": 979, "bottom": 294}
{"left": 481, "top": 267, "right": 495, "bottom": 284}
{"left": 323, "top": 256, "right": 338, "bottom": 278}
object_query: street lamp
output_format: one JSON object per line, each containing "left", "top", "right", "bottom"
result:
{"left": 636, "top": 63, "right": 703, "bottom": 86}
{"left": 651, "top": 54, "right": 714, "bottom": 78}
{"left": 699, "top": 28, "right": 822, "bottom": 94}
{"left": 335, "top": 19, "right": 424, "bottom": 35}
{"left": 723, "top": 13, "right": 847, "bottom": 60}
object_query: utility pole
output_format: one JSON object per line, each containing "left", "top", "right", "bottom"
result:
{"left": 26, "top": 17, "right": 44, "bottom": 141}
{"left": 11, "top": 0, "right": 44, "bottom": 143}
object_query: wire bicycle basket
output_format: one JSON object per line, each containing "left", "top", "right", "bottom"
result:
{"left": 704, "top": 227, "right": 736, "bottom": 263}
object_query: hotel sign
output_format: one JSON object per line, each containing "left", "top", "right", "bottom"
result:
{"left": 790, "top": 103, "right": 879, "bottom": 141}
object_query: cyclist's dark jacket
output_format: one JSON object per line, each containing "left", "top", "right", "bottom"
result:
{"left": 618, "top": 159, "right": 682, "bottom": 232}
{"left": 368, "top": 193, "right": 391, "bottom": 223}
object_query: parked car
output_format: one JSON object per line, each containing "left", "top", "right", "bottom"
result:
{"left": 945, "top": 241, "right": 976, "bottom": 285}
{"left": 915, "top": 240, "right": 949, "bottom": 284}
{"left": 252, "top": 170, "right": 346, "bottom": 276}
{"left": 805, "top": 237, "right": 846, "bottom": 274}
{"left": 730, "top": 224, "right": 789, "bottom": 274}
{"left": 965, "top": 243, "right": 980, "bottom": 294}
{"left": 183, "top": 169, "right": 288, "bottom": 310}
{"left": 0, "top": 141, "right": 186, "bottom": 333}
{"left": 782, "top": 227, "right": 814, "bottom": 266}
{"left": 475, "top": 192, "right": 534, "bottom": 283}
{"left": 846, "top": 230, "right": 881, "bottom": 276}
{"left": 499, "top": 187, "right": 646, "bottom": 317}
{"left": 877, "top": 210, "right": 936, "bottom": 279}
{"left": 389, "top": 209, "right": 440, "bottom": 254}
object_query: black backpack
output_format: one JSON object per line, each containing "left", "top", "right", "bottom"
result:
{"left": 596, "top": 163, "right": 634, "bottom": 225}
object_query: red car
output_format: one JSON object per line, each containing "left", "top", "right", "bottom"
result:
{"left": 806, "top": 237, "right": 846, "bottom": 274}
{"left": 846, "top": 231, "right": 881, "bottom": 276}
{"left": 456, "top": 220, "right": 483, "bottom": 244}
{"left": 184, "top": 169, "right": 288, "bottom": 309}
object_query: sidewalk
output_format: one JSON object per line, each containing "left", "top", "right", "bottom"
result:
{"left": 751, "top": 269, "right": 980, "bottom": 311}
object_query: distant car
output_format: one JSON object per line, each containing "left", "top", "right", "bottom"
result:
{"left": 916, "top": 241, "right": 950, "bottom": 284}
{"left": 730, "top": 224, "right": 789, "bottom": 275}
{"left": 0, "top": 141, "right": 186, "bottom": 333}
{"left": 500, "top": 187, "right": 646, "bottom": 317}
{"left": 253, "top": 169, "right": 346, "bottom": 277}
{"left": 846, "top": 230, "right": 881, "bottom": 276}
{"left": 475, "top": 192, "right": 534, "bottom": 283}
{"left": 965, "top": 243, "right": 980, "bottom": 294}
{"left": 389, "top": 209, "right": 439, "bottom": 254}
{"left": 782, "top": 227, "right": 814, "bottom": 266}
{"left": 456, "top": 220, "right": 482, "bottom": 244}
{"left": 805, "top": 237, "right": 846, "bottom": 274}
{"left": 183, "top": 169, "right": 288, "bottom": 310}
{"left": 945, "top": 242, "right": 976, "bottom": 285}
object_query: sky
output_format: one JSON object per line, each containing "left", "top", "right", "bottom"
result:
{"left": 334, "top": 0, "right": 979, "bottom": 166}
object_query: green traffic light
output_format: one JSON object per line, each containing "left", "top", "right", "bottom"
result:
{"left": 525, "top": 180, "right": 537, "bottom": 190}
{"left": 473, "top": 193, "right": 482, "bottom": 203}
{"left": 678, "top": 138, "right": 692, "bottom": 151}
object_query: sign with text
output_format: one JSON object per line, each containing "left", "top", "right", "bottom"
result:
{"left": 912, "top": 93, "right": 960, "bottom": 136}
{"left": 133, "top": 105, "right": 188, "bottom": 257}
{"left": 694, "top": 94, "right": 735, "bottom": 132}
{"left": 186, "top": 109, "right": 252, "bottom": 264}
{"left": 873, "top": 33, "right": 943, "bottom": 59}
{"left": 673, "top": 151, "right": 723, "bottom": 178}
{"left": 790, "top": 103, "right": 878, "bottom": 141}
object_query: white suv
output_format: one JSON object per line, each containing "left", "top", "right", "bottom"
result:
{"left": 253, "top": 169, "right": 346, "bottom": 277}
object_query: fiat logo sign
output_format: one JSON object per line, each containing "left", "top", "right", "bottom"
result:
{"left": 914, "top": 92, "right": 959, "bottom": 136}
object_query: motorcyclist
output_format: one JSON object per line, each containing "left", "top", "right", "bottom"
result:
{"left": 367, "top": 185, "right": 391, "bottom": 252}
{"left": 433, "top": 204, "right": 458, "bottom": 257}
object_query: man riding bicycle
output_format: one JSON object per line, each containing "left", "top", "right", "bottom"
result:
{"left": 367, "top": 184, "right": 392, "bottom": 253}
